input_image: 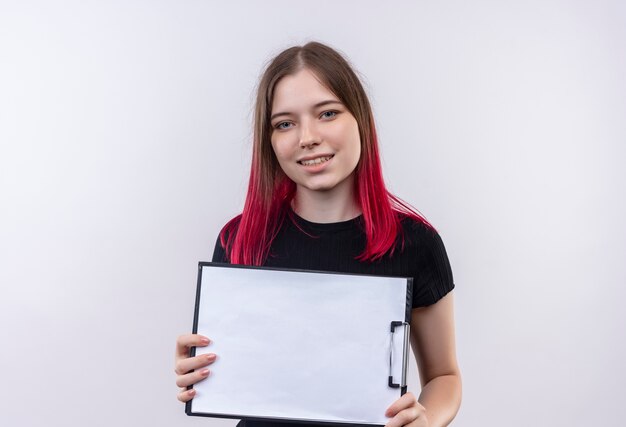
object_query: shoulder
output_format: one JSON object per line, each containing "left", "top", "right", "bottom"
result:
{"left": 219, "top": 214, "right": 243, "bottom": 238}
{"left": 211, "top": 214, "right": 243, "bottom": 263}
{"left": 397, "top": 214, "right": 451, "bottom": 266}
{"left": 398, "top": 214, "right": 440, "bottom": 248}
{"left": 396, "top": 214, "right": 455, "bottom": 307}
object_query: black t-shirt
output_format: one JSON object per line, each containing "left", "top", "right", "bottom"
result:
{"left": 211, "top": 211, "right": 455, "bottom": 427}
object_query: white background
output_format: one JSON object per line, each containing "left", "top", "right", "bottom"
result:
{"left": 0, "top": 1, "right": 624, "bottom": 426}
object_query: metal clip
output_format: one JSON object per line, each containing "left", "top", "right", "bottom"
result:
{"left": 388, "top": 321, "right": 410, "bottom": 391}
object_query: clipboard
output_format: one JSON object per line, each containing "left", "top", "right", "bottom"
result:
{"left": 186, "top": 262, "right": 413, "bottom": 426}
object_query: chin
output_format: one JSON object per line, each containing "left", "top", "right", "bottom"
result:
{"left": 299, "top": 178, "right": 345, "bottom": 193}
{"left": 293, "top": 173, "right": 355, "bottom": 194}
{"left": 302, "top": 183, "right": 335, "bottom": 192}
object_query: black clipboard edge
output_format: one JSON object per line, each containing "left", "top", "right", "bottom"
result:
{"left": 404, "top": 277, "right": 413, "bottom": 322}
{"left": 187, "top": 410, "right": 385, "bottom": 427}
{"left": 405, "top": 278, "right": 413, "bottom": 324}
{"left": 184, "top": 262, "right": 205, "bottom": 416}
{"left": 402, "top": 277, "right": 413, "bottom": 396}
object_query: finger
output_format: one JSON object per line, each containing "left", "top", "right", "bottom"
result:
{"left": 385, "top": 406, "right": 423, "bottom": 427}
{"left": 177, "top": 388, "right": 196, "bottom": 403}
{"left": 385, "top": 392, "right": 418, "bottom": 417}
{"left": 175, "top": 367, "right": 211, "bottom": 388}
{"left": 175, "top": 353, "right": 217, "bottom": 375}
{"left": 176, "top": 334, "right": 210, "bottom": 357}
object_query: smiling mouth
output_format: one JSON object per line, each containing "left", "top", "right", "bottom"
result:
{"left": 298, "top": 155, "right": 334, "bottom": 166}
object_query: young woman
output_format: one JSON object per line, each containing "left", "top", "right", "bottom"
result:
{"left": 175, "top": 41, "right": 461, "bottom": 427}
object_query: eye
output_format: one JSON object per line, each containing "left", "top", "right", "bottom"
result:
{"left": 275, "top": 121, "right": 293, "bottom": 130}
{"left": 321, "top": 110, "right": 338, "bottom": 119}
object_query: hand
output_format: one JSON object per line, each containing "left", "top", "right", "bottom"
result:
{"left": 174, "top": 333, "right": 217, "bottom": 402}
{"left": 385, "top": 392, "right": 429, "bottom": 427}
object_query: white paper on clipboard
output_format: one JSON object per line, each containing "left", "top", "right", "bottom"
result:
{"left": 188, "top": 263, "right": 412, "bottom": 426}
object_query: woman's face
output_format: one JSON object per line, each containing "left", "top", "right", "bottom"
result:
{"left": 270, "top": 68, "right": 361, "bottom": 197}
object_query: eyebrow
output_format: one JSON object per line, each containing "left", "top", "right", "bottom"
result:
{"left": 270, "top": 100, "right": 343, "bottom": 121}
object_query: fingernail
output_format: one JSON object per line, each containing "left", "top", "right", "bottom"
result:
{"left": 200, "top": 369, "right": 210, "bottom": 376}
{"left": 207, "top": 353, "right": 216, "bottom": 361}
{"left": 200, "top": 337, "right": 210, "bottom": 345}
{"left": 188, "top": 389, "right": 196, "bottom": 396}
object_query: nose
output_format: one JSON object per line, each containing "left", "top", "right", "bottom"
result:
{"left": 299, "top": 119, "right": 320, "bottom": 149}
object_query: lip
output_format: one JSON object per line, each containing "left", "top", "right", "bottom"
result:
{"left": 296, "top": 153, "right": 335, "bottom": 163}
{"left": 297, "top": 154, "right": 334, "bottom": 172}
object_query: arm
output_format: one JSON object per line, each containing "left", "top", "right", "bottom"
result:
{"left": 385, "top": 291, "right": 461, "bottom": 427}
{"left": 412, "top": 291, "right": 462, "bottom": 425}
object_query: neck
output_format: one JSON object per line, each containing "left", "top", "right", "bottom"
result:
{"left": 292, "top": 177, "right": 362, "bottom": 223}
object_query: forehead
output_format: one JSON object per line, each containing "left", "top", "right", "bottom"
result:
{"left": 271, "top": 68, "right": 339, "bottom": 111}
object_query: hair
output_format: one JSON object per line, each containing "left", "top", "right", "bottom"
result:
{"left": 221, "top": 41, "right": 432, "bottom": 265}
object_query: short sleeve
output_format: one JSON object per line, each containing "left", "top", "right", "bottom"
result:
{"left": 408, "top": 225, "right": 455, "bottom": 308}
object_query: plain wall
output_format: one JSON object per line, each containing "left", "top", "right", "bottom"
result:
{"left": 1, "top": 1, "right": 624, "bottom": 426}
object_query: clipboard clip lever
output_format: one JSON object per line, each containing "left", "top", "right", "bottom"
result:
{"left": 388, "top": 320, "right": 410, "bottom": 391}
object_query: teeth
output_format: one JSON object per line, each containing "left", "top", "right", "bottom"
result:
{"left": 300, "top": 156, "right": 332, "bottom": 166}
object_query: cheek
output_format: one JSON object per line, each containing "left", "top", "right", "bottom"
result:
{"left": 346, "top": 126, "right": 362, "bottom": 164}
{"left": 270, "top": 138, "right": 292, "bottom": 167}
